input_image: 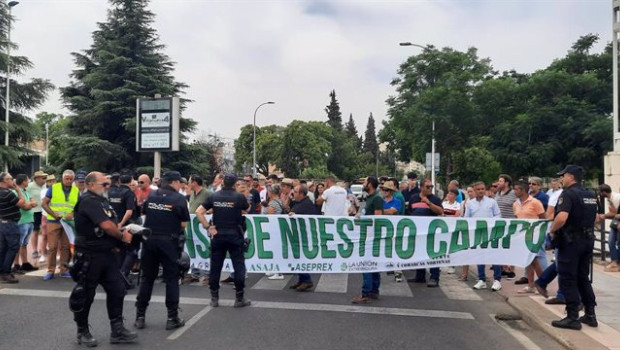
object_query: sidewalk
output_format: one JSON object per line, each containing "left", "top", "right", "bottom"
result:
{"left": 478, "top": 262, "right": 620, "bottom": 350}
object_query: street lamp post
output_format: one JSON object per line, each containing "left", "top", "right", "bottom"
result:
{"left": 4, "top": 1, "right": 19, "bottom": 172}
{"left": 399, "top": 41, "right": 436, "bottom": 193}
{"left": 252, "top": 101, "right": 274, "bottom": 178}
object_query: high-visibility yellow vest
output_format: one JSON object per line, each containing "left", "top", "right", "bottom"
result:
{"left": 46, "top": 183, "right": 79, "bottom": 220}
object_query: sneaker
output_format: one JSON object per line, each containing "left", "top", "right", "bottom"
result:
{"left": 21, "top": 262, "right": 38, "bottom": 272}
{"left": 267, "top": 274, "right": 284, "bottom": 280}
{"left": 0, "top": 274, "right": 18, "bottom": 284}
{"left": 446, "top": 267, "right": 456, "bottom": 274}
{"left": 43, "top": 273, "right": 54, "bottom": 281}
{"left": 545, "top": 297, "right": 566, "bottom": 305}
{"left": 394, "top": 272, "right": 403, "bottom": 283}
{"left": 517, "top": 286, "right": 535, "bottom": 294}
{"left": 578, "top": 314, "right": 598, "bottom": 328}
{"left": 427, "top": 279, "right": 439, "bottom": 288}
{"left": 60, "top": 272, "right": 72, "bottom": 278}
{"left": 473, "top": 280, "right": 487, "bottom": 290}
{"left": 39, "top": 255, "right": 47, "bottom": 264}
{"left": 491, "top": 280, "right": 502, "bottom": 291}
{"left": 351, "top": 295, "right": 371, "bottom": 304}
{"left": 505, "top": 272, "right": 516, "bottom": 280}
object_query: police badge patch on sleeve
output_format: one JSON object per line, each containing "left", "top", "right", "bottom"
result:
{"left": 558, "top": 197, "right": 563, "bottom": 206}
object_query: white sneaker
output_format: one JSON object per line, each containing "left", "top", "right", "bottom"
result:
{"left": 473, "top": 280, "right": 487, "bottom": 290}
{"left": 446, "top": 267, "right": 456, "bottom": 274}
{"left": 265, "top": 273, "right": 274, "bottom": 277}
{"left": 394, "top": 272, "right": 403, "bottom": 283}
{"left": 38, "top": 255, "right": 46, "bottom": 264}
{"left": 267, "top": 273, "right": 284, "bottom": 280}
{"left": 491, "top": 280, "right": 502, "bottom": 291}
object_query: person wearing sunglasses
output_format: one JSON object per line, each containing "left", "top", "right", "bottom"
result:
{"left": 0, "top": 172, "right": 30, "bottom": 284}
{"left": 41, "top": 169, "right": 79, "bottom": 281}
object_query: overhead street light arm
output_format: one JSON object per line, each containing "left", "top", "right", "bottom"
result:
{"left": 253, "top": 101, "right": 275, "bottom": 177}
{"left": 399, "top": 42, "right": 429, "bottom": 50}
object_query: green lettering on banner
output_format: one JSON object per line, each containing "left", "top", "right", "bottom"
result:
{"left": 449, "top": 220, "right": 470, "bottom": 254}
{"left": 355, "top": 218, "right": 373, "bottom": 257}
{"left": 473, "top": 220, "right": 506, "bottom": 249}
{"left": 279, "top": 217, "right": 300, "bottom": 259}
{"left": 184, "top": 219, "right": 196, "bottom": 258}
{"left": 318, "top": 218, "right": 337, "bottom": 259}
{"left": 504, "top": 220, "right": 529, "bottom": 249}
{"left": 192, "top": 216, "right": 210, "bottom": 259}
{"left": 395, "top": 218, "right": 416, "bottom": 259}
{"left": 525, "top": 221, "right": 548, "bottom": 253}
{"left": 336, "top": 218, "right": 354, "bottom": 258}
{"left": 299, "top": 218, "right": 319, "bottom": 259}
{"left": 253, "top": 216, "right": 273, "bottom": 259}
{"left": 244, "top": 217, "right": 255, "bottom": 258}
{"left": 372, "top": 219, "right": 394, "bottom": 258}
{"left": 427, "top": 219, "right": 448, "bottom": 258}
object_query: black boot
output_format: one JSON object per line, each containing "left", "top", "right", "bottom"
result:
{"left": 110, "top": 317, "right": 138, "bottom": 343}
{"left": 234, "top": 291, "right": 251, "bottom": 308}
{"left": 551, "top": 309, "right": 582, "bottom": 330}
{"left": 77, "top": 325, "right": 98, "bottom": 347}
{"left": 134, "top": 310, "right": 145, "bottom": 329}
{"left": 210, "top": 289, "right": 219, "bottom": 307}
{"left": 166, "top": 309, "right": 185, "bottom": 330}
{"left": 579, "top": 306, "right": 598, "bottom": 327}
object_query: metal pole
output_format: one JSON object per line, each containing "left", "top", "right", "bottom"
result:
{"left": 614, "top": 2, "right": 620, "bottom": 151}
{"left": 252, "top": 101, "right": 274, "bottom": 178}
{"left": 154, "top": 151, "right": 161, "bottom": 179}
{"left": 431, "top": 119, "right": 436, "bottom": 194}
{"left": 45, "top": 123, "right": 49, "bottom": 166}
{"left": 4, "top": 3, "right": 17, "bottom": 172}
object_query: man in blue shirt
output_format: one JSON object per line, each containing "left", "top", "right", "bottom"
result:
{"left": 464, "top": 181, "right": 503, "bottom": 291}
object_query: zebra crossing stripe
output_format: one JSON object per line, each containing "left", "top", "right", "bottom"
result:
{"left": 314, "top": 273, "right": 348, "bottom": 293}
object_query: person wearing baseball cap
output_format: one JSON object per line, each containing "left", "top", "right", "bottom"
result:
{"left": 550, "top": 165, "right": 598, "bottom": 330}
{"left": 195, "top": 172, "right": 251, "bottom": 308}
{"left": 135, "top": 170, "right": 189, "bottom": 330}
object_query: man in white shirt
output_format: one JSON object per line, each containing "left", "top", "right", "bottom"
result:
{"left": 316, "top": 176, "right": 347, "bottom": 216}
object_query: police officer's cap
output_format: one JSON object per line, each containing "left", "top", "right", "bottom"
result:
{"left": 224, "top": 173, "right": 237, "bottom": 187}
{"left": 557, "top": 165, "right": 584, "bottom": 178}
{"left": 162, "top": 171, "right": 182, "bottom": 182}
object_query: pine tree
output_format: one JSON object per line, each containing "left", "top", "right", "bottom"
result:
{"left": 325, "top": 90, "right": 342, "bottom": 131}
{"left": 363, "top": 113, "right": 378, "bottom": 155}
{"left": 60, "top": 0, "right": 197, "bottom": 172}
{"left": 0, "top": 3, "right": 54, "bottom": 168}
{"left": 344, "top": 113, "right": 362, "bottom": 149}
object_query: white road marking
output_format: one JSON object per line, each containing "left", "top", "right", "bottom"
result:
{"left": 439, "top": 275, "right": 483, "bottom": 301}
{"left": 380, "top": 273, "right": 414, "bottom": 297}
{"left": 314, "top": 273, "right": 348, "bottom": 293}
{"left": 167, "top": 305, "right": 212, "bottom": 340}
{"left": 250, "top": 274, "right": 293, "bottom": 290}
{"left": 0, "top": 288, "right": 474, "bottom": 320}
{"left": 490, "top": 314, "right": 543, "bottom": 350}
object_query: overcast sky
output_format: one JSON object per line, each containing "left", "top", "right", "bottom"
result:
{"left": 10, "top": 0, "right": 611, "bottom": 141}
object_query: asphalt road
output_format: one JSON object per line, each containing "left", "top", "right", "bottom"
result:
{"left": 0, "top": 269, "right": 564, "bottom": 350}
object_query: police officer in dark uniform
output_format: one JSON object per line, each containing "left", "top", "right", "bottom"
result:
{"left": 196, "top": 173, "right": 250, "bottom": 308}
{"left": 135, "top": 171, "right": 189, "bottom": 330}
{"left": 71, "top": 171, "right": 137, "bottom": 346}
{"left": 550, "top": 165, "right": 598, "bottom": 330}
{"left": 107, "top": 174, "right": 139, "bottom": 288}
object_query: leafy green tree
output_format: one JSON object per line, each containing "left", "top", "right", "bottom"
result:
{"left": 278, "top": 120, "right": 331, "bottom": 178}
{"left": 0, "top": 4, "right": 54, "bottom": 168}
{"left": 234, "top": 124, "right": 283, "bottom": 176}
{"left": 60, "top": 0, "right": 196, "bottom": 171}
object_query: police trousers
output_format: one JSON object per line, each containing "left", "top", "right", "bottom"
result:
{"left": 209, "top": 233, "right": 246, "bottom": 293}
{"left": 136, "top": 237, "right": 180, "bottom": 313}
{"left": 73, "top": 250, "right": 126, "bottom": 327}
{"left": 556, "top": 233, "right": 596, "bottom": 314}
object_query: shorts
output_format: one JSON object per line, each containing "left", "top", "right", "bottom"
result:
{"left": 18, "top": 222, "right": 34, "bottom": 246}
{"left": 33, "top": 212, "right": 42, "bottom": 231}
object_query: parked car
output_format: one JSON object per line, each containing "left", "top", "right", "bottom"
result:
{"left": 351, "top": 184, "right": 367, "bottom": 201}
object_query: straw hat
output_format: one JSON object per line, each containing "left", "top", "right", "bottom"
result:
{"left": 380, "top": 182, "right": 397, "bottom": 192}
{"left": 33, "top": 170, "right": 48, "bottom": 179}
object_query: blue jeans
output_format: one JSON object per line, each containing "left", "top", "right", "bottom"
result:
{"left": 534, "top": 252, "right": 565, "bottom": 302}
{"left": 362, "top": 272, "right": 380, "bottom": 296}
{"left": 610, "top": 227, "right": 619, "bottom": 262}
{"left": 18, "top": 222, "right": 34, "bottom": 246}
{"left": 477, "top": 265, "right": 501, "bottom": 281}
{"left": 0, "top": 221, "right": 20, "bottom": 274}
{"left": 415, "top": 268, "right": 440, "bottom": 281}
{"left": 298, "top": 273, "right": 312, "bottom": 284}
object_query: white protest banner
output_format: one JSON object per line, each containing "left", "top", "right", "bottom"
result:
{"left": 184, "top": 214, "right": 549, "bottom": 274}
